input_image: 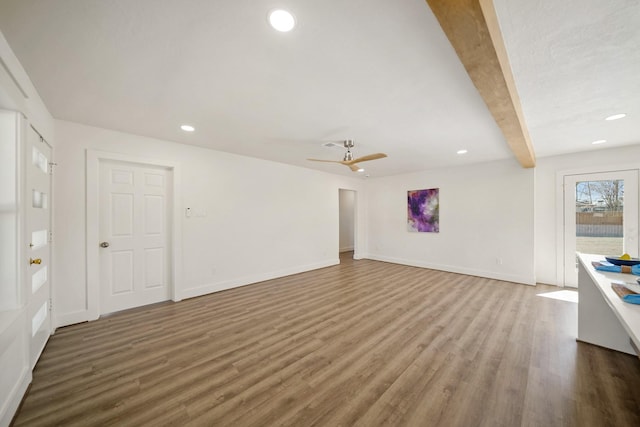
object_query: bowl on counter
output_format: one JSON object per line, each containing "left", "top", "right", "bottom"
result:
{"left": 605, "top": 256, "right": 640, "bottom": 266}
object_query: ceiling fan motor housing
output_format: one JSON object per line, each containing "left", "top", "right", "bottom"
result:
{"left": 343, "top": 139, "right": 355, "bottom": 161}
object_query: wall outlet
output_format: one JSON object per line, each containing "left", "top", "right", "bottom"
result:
{"left": 496, "top": 257, "right": 503, "bottom": 265}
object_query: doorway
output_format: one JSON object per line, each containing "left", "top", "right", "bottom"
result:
{"left": 98, "top": 160, "right": 172, "bottom": 314}
{"left": 339, "top": 189, "right": 356, "bottom": 260}
{"left": 86, "top": 151, "right": 181, "bottom": 320}
{"left": 563, "top": 170, "right": 639, "bottom": 287}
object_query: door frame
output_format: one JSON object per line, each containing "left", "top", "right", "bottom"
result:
{"left": 338, "top": 187, "right": 361, "bottom": 259}
{"left": 555, "top": 163, "right": 640, "bottom": 287}
{"left": 338, "top": 189, "right": 357, "bottom": 257}
{"left": 86, "top": 150, "right": 182, "bottom": 321}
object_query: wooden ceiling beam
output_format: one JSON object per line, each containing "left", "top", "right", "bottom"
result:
{"left": 425, "top": 0, "right": 536, "bottom": 168}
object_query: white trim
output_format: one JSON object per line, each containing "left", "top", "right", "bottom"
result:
{"left": 366, "top": 254, "right": 535, "bottom": 286}
{"left": 0, "top": 308, "right": 31, "bottom": 427}
{"left": 0, "top": 369, "right": 30, "bottom": 427}
{"left": 180, "top": 259, "right": 339, "bottom": 300}
{"left": 555, "top": 172, "right": 564, "bottom": 287}
{"left": 357, "top": 188, "right": 367, "bottom": 261}
{"left": 85, "top": 150, "right": 183, "bottom": 320}
{"left": 40, "top": 133, "right": 55, "bottom": 336}
{"left": 352, "top": 190, "right": 359, "bottom": 258}
{"left": 55, "top": 309, "right": 91, "bottom": 328}
{"left": 338, "top": 187, "right": 358, "bottom": 258}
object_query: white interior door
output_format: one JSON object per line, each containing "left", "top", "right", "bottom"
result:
{"left": 99, "top": 161, "right": 171, "bottom": 314}
{"left": 563, "top": 170, "right": 639, "bottom": 287}
{"left": 26, "top": 126, "right": 52, "bottom": 369}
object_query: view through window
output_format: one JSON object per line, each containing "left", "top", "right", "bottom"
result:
{"left": 575, "top": 179, "right": 624, "bottom": 257}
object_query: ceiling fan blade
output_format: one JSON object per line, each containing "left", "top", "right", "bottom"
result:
{"left": 307, "top": 158, "right": 344, "bottom": 164}
{"left": 309, "top": 151, "right": 387, "bottom": 172}
{"left": 347, "top": 153, "right": 387, "bottom": 164}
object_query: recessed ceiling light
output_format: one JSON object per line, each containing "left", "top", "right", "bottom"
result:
{"left": 592, "top": 139, "right": 607, "bottom": 145}
{"left": 605, "top": 113, "right": 626, "bottom": 121}
{"left": 180, "top": 125, "right": 195, "bottom": 132}
{"left": 357, "top": 168, "right": 365, "bottom": 172}
{"left": 457, "top": 149, "right": 468, "bottom": 155}
{"left": 268, "top": 9, "right": 296, "bottom": 32}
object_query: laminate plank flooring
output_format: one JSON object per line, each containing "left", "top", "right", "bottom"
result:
{"left": 12, "top": 253, "right": 640, "bottom": 426}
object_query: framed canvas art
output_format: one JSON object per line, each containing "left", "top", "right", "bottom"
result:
{"left": 407, "top": 188, "right": 439, "bottom": 232}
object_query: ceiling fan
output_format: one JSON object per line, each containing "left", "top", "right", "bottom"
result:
{"left": 307, "top": 140, "right": 387, "bottom": 172}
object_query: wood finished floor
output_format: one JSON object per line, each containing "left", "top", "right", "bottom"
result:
{"left": 13, "top": 253, "right": 640, "bottom": 427}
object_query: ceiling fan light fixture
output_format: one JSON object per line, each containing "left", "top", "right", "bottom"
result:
{"left": 605, "top": 113, "right": 626, "bottom": 121}
{"left": 344, "top": 151, "right": 353, "bottom": 161}
{"left": 268, "top": 9, "right": 296, "bottom": 32}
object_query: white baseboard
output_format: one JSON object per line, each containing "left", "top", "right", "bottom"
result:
{"left": 180, "top": 258, "right": 340, "bottom": 300}
{"left": 365, "top": 254, "right": 535, "bottom": 286}
{"left": 0, "top": 367, "right": 30, "bottom": 427}
{"left": 0, "top": 309, "right": 30, "bottom": 427}
{"left": 55, "top": 309, "right": 92, "bottom": 329}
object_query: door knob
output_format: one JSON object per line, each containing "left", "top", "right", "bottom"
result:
{"left": 100, "top": 242, "right": 110, "bottom": 248}
{"left": 30, "top": 258, "right": 42, "bottom": 265}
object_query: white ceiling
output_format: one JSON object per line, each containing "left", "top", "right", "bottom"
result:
{"left": 494, "top": 0, "right": 640, "bottom": 159}
{"left": 0, "top": 0, "right": 638, "bottom": 177}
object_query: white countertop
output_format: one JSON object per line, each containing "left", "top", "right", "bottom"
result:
{"left": 578, "top": 253, "right": 640, "bottom": 351}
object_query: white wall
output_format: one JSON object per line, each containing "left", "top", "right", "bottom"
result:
{"left": 535, "top": 144, "right": 640, "bottom": 285}
{"left": 53, "top": 120, "right": 366, "bottom": 326}
{"left": 366, "top": 159, "right": 535, "bottom": 285}
{"left": 0, "top": 31, "right": 54, "bottom": 141}
{"left": 339, "top": 189, "right": 355, "bottom": 252}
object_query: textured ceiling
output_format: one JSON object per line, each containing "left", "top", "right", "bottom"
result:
{"left": 0, "top": 0, "right": 638, "bottom": 176}
{"left": 494, "top": 0, "right": 640, "bottom": 158}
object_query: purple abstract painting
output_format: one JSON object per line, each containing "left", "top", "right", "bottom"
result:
{"left": 407, "top": 188, "right": 439, "bottom": 232}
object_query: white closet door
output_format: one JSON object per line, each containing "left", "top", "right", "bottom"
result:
{"left": 26, "top": 126, "right": 52, "bottom": 369}
{"left": 99, "top": 161, "right": 171, "bottom": 314}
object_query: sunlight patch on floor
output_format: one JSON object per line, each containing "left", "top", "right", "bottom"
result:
{"left": 537, "top": 290, "right": 579, "bottom": 303}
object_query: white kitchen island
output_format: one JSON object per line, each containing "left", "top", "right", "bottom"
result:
{"left": 578, "top": 253, "right": 640, "bottom": 357}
